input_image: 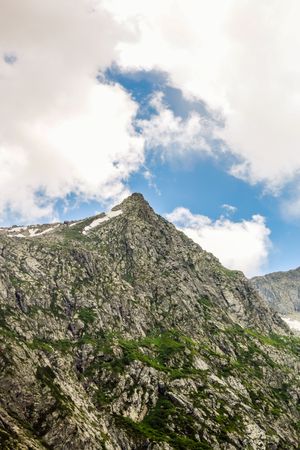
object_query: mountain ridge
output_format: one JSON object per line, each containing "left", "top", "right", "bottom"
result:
{"left": 0, "top": 193, "right": 300, "bottom": 449}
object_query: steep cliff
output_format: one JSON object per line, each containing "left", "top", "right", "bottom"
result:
{"left": 0, "top": 193, "right": 299, "bottom": 449}
{"left": 252, "top": 267, "right": 300, "bottom": 315}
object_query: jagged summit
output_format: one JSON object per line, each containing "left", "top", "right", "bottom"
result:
{"left": 0, "top": 193, "right": 154, "bottom": 239}
{"left": 117, "top": 192, "right": 149, "bottom": 208}
{"left": 114, "top": 192, "right": 156, "bottom": 220}
{"left": 0, "top": 194, "right": 300, "bottom": 449}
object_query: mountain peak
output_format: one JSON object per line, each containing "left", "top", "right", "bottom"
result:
{"left": 116, "top": 192, "right": 150, "bottom": 209}
{"left": 113, "top": 192, "right": 155, "bottom": 221}
{"left": 0, "top": 194, "right": 299, "bottom": 449}
{"left": 125, "top": 192, "right": 147, "bottom": 203}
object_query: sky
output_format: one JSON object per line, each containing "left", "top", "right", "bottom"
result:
{"left": 1, "top": 0, "right": 300, "bottom": 277}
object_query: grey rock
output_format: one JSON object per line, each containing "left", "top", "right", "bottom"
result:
{"left": 251, "top": 267, "right": 300, "bottom": 314}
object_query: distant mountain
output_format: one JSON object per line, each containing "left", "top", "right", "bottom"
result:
{"left": 251, "top": 267, "right": 300, "bottom": 315}
{"left": 1, "top": 193, "right": 300, "bottom": 449}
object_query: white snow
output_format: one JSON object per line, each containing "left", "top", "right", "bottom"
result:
{"left": 7, "top": 224, "right": 60, "bottom": 238}
{"left": 82, "top": 209, "right": 123, "bottom": 234}
{"left": 282, "top": 317, "right": 300, "bottom": 332}
{"left": 29, "top": 229, "right": 39, "bottom": 237}
{"left": 38, "top": 224, "right": 60, "bottom": 235}
{"left": 28, "top": 224, "right": 60, "bottom": 237}
{"left": 106, "top": 209, "right": 123, "bottom": 219}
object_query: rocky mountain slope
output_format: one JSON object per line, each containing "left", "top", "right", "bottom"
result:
{"left": 0, "top": 193, "right": 300, "bottom": 449}
{"left": 251, "top": 268, "right": 300, "bottom": 315}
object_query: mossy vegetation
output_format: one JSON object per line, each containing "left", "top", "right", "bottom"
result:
{"left": 217, "top": 267, "right": 241, "bottom": 279}
{"left": 197, "top": 296, "right": 212, "bottom": 308}
{"left": 36, "top": 366, "right": 74, "bottom": 414}
{"left": 58, "top": 225, "right": 87, "bottom": 242}
{"left": 115, "top": 330, "right": 201, "bottom": 378}
{"left": 245, "top": 329, "right": 300, "bottom": 356}
{"left": 93, "top": 386, "right": 114, "bottom": 408}
{"left": 115, "top": 395, "right": 211, "bottom": 449}
{"left": 78, "top": 307, "right": 97, "bottom": 324}
{"left": 27, "top": 339, "right": 53, "bottom": 353}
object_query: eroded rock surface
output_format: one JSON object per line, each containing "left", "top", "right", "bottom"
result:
{"left": 252, "top": 267, "right": 300, "bottom": 315}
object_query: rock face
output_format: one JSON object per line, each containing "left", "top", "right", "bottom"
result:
{"left": 251, "top": 268, "right": 300, "bottom": 315}
{"left": 0, "top": 193, "right": 300, "bottom": 449}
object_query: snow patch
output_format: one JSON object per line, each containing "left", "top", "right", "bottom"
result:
{"left": 7, "top": 224, "right": 60, "bottom": 237}
{"left": 28, "top": 224, "right": 60, "bottom": 237}
{"left": 83, "top": 209, "right": 123, "bottom": 235}
{"left": 282, "top": 317, "right": 300, "bottom": 332}
{"left": 29, "top": 229, "right": 39, "bottom": 237}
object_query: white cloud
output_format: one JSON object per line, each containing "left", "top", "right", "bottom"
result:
{"left": 102, "top": 0, "right": 300, "bottom": 197}
{"left": 0, "top": 0, "right": 143, "bottom": 222}
{"left": 4, "top": 0, "right": 300, "bottom": 222}
{"left": 166, "top": 207, "right": 271, "bottom": 277}
{"left": 280, "top": 188, "right": 300, "bottom": 220}
{"left": 138, "top": 92, "right": 215, "bottom": 157}
{"left": 222, "top": 204, "right": 237, "bottom": 215}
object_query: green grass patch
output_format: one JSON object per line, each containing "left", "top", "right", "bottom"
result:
{"left": 197, "top": 296, "right": 212, "bottom": 308}
{"left": 27, "top": 339, "right": 53, "bottom": 353}
{"left": 115, "top": 395, "right": 211, "bottom": 449}
{"left": 36, "top": 366, "right": 74, "bottom": 413}
{"left": 78, "top": 307, "right": 97, "bottom": 324}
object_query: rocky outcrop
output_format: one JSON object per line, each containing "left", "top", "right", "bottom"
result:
{"left": 0, "top": 193, "right": 299, "bottom": 449}
{"left": 251, "top": 267, "right": 300, "bottom": 315}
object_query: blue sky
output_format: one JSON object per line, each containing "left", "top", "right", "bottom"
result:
{"left": 44, "top": 68, "right": 300, "bottom": 276}
{"left": 2, "top": 0, "right": 300, "bottom": 278}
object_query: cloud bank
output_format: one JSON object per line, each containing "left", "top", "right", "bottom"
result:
{"left": 167, "top": 207, "right": 271, "bottom": 277}
{"left": 0, "top": 0, "right": 143, "bottom": 221}
{"left": 103, "top": 0, "right": 300, "bottom": 195}
{"left": 3, "top": 0, "right": 300, "bottom": 222}
{"left": 138, "top": 92, "right": 215, "bottom": 158}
